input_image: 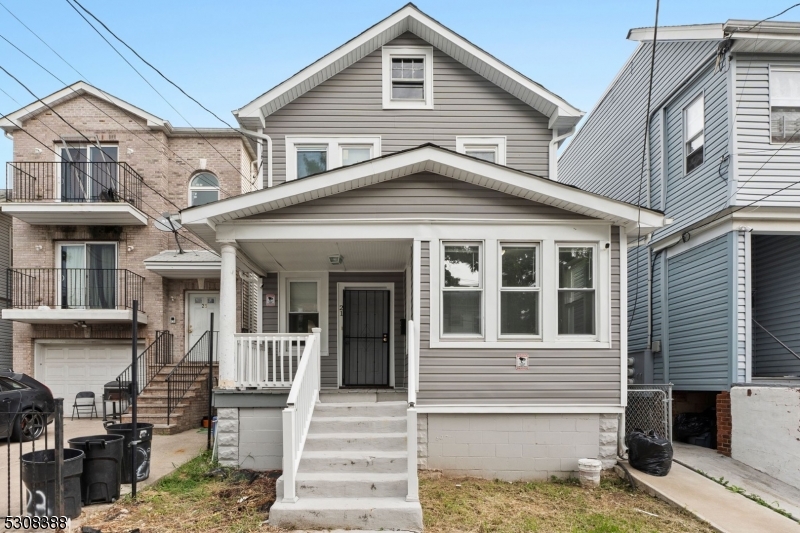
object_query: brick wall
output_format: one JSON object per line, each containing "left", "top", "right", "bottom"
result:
{"left": 717, "top": 391, "right": 732, "bottom": 456}
{"left": 9, "top": 92, "right": 252, "bottom": 374}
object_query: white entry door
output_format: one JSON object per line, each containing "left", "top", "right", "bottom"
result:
{"left": 187, "top": 292, "right": 220, "bottom": 358}
{"left": 36, "top": 342, "right": 137, "bottom": 408}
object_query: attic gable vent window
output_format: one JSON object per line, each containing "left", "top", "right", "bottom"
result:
{"left": 382, "top": 46, "right": 434, "bottom": 110}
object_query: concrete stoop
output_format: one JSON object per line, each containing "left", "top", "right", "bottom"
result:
{"left": 270, "top": 400, "right": 423, "bottom": 531}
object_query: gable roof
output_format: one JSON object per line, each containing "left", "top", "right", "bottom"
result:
{"left": 0, "top": 81, "right": 169, "bottom": 133}
{"left": 234, "top": 3, "right": 583, "bottom": 131}
{"left": 179, "top": 144, "right": 665, "bottom": 246}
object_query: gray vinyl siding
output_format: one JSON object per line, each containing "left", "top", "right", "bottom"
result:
{"left": 261, "top": 274, "right": 278, "bottom": 334}
{"left": 262, "top": 33, "right": 553, "bottom": 185}
{"left": 752, "top": 235, "right": 800, "bottom": 376}
{"left": 734, "top": 56, "right": 800, "bottom": 206}
{"left": 559, "top": 40, "right": 719, "bottom": 209}
{"left": 0, "top": 213, "right": 10, "bottom": 370}
{"left": 326, "top": 272, "right": 406, "bottom": 389}
{"left": 665, "top": 234, "right": 734, "bottom": 390}
{"left": 246, "top": 173, "right": 589, "bottom": 220}
{"left": 416, "top": 228, "right": 622, "bottom": 406}
{"left": 649, "top": 112, "right": 663, "bottom": 210}
{"left": 628, "top": 245, "right": 649, "bottom": 352}
{"left": 420, "top": 241, "right": 430, "bottom": 349}
{"left": 652, "top": 253, "right": 664, "bottom": 383}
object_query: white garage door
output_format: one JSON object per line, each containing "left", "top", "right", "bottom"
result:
{"left": 35, "top": 343, "right": 139, "bottom": 409}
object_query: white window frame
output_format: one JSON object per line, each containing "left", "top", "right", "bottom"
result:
{"left": 278, "top": 271, "right": 329, "bottom": 355}
{"left": 188, "top": 172, "right": 220, "bottom": 207}
{"left": 55, "top": 143, "right": 119, "bottom": 202}
{"left": 768, "top": 65, "right": 800, "bottom": 145}
{"left": 382, "top": 46, "right": 434, "bottom": 110}
{"left": 683, "top": 93, "right": 705, "bottom": 175}
{"left": 54, "top": 241, "right": 119, "bottom": 308}
{"left": 555, "top": 243, "right": 599, "bottom": 341}
{"left": 285, "top": 136, "right": 381, "bottom": 182}
{"left": 498, "top": 242, "right": 541, "bottom": 339}
{"left": 440, "top": 241, "right": 484, "bottom": 339}
{"left": 456, "top": 136, "right": 507, "bottom": 165}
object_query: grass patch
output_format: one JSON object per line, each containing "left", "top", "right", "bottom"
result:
{"left": 420, "top": 472, "right": 716, "bottom": 533}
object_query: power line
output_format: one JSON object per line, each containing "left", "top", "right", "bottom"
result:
{"left": 739, "top": 3, "right": 800, "bottom": 32}
{"left": 629, "top": 0, "right": 660, "bottom": 332}
{"left": 63, "top": 0, "right": 255, "bottom": 189}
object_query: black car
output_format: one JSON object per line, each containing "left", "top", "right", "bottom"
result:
{"left": 0, "top": 371, "right": 55, "bottom": 442}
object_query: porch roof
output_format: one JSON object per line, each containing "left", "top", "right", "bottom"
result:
{"left": 179, "top": 144, "right": 666, "bottom": 247}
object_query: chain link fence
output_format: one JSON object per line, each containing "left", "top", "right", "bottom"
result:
{"left": 626, "top": 384, "right": 673, "bottom": 441}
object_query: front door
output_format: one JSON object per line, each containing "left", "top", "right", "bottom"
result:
{"left": 342, "top": 289, "right": 391, "bottom": 387}
{"left": 187, "top": 292, "right": 220, "bottom": 358}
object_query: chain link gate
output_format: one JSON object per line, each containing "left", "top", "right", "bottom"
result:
{"left": 626, "top": 384, "right": 673, "bottom": 441}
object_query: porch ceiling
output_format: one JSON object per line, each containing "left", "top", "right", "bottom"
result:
{"left": 238, "top": 240, "right": 411, "bottom": 272}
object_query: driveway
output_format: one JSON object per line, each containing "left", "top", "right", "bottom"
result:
{"left": 2, "top": 416, "right": 207, "bottom": 518}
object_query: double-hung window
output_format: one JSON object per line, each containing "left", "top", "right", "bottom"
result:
{"left": 441, "top": 243, "right": 482, "bottom": 336}
{"left": 455, "top": 136, "right": 507, "bottom": 165}
{"left": 684, "top": 95, "right": 704, "bottom": 174}
{"left": 382, "top": 46, "right": 434, "bottom": 109}
{"left": 770, "top": 66, "right": 800, "bottom": 143}
{"left": 285, "top": 137, "right": 381, "bottom": 181}
{"left": 557, "top": 246, "right": 596, "bottom": 336}
{"left": 287, "top": 281, "right": 319, "bottom": 334}
{"left": 500, "top": 244, "right": 539, "bottom": 336}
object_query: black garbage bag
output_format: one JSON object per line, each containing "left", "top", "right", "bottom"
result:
{"left": 626, "top": 429, "right": 673, "bottom": 476}
{"left": 673, "top": 410, "right": 716, "bottom": 443}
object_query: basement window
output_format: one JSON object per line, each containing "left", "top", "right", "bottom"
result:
{"left": 382, "top": 46, "right": 434, "bottom": 110}
{"left": 770, "top": 66, "right": 800, "bottom": 144}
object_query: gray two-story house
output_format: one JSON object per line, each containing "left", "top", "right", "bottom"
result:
{"left": 560, "top": 19, "right": 800, "bottom": 489}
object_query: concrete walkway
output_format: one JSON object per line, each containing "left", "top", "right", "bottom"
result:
{"left": 673, "top": 442, "right": 800, "bottom": 521}
{"left": 619, "top": 460, "right": 799, "bottom": 532}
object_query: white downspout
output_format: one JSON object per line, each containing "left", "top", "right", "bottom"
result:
{"left": 236, "top": 128, "right": 273, "bottom": 188}
{"left": 548, "top": 126, "right": 576, "bottom": 182}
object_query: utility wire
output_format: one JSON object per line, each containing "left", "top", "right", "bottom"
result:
{"left": 64, "top": 0, "right": 256, "bottom": 189}
{"left": 740, "top": 3, "right": 800, "bottom": 32}
{"left": 628, "top": 0, "right": 660, "bottom": 332}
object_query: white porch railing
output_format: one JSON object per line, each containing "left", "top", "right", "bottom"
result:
{"left": 281, "top": 327, "right": 321, "bottom": 503}
{"left": 406, "top": 319, "right": 419, "bottom": 502}
{"left": 234, "top": 333, "right": 310, "bottom": 388}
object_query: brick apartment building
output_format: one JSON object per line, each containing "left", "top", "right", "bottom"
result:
{"left": 0, "top": 82, "right": 258, "bottom": 416}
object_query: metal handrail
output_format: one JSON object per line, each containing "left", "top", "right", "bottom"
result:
{"left": 114, "top": 330, "right": 173, "bottom": 415}
{"left": 6, "top": 161, "right": 144, "bottom": 210}
{"left": 6, "top": 267, "right": 145, "bottom": 312}
{"left": 165, "top": 331, "right": 212, "bottom": 425}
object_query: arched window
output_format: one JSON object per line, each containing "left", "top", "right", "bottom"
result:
{"left": 189, "top": 173, "right": 219, "bottom": 206}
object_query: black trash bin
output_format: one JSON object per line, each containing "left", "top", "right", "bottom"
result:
{"left": 104, "top": 422, "right": 153, "bottom": 483}
{"left": 68, "top": 434, "right": 124, "bottom": 504}
{"left": 21, "top": 448, "right": 84, "bottom": 519}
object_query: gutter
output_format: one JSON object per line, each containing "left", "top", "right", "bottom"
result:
{"left": 548, "top": 126, "right": 576, "bottom": 181}
{"left": 236, "top": 128, "right": 273, "bottom": 188}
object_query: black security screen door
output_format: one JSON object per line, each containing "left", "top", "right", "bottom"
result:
{"left": 343, "top": 289, "right": 391, "bottom": 387}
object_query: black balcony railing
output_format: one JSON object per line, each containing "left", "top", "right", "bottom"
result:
{"left": 6, "top": 268, "right": 145, "bottom": 313}
{"left": 6, "top": 161, "right": 144, "bottom": 210}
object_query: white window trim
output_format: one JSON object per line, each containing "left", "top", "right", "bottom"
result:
{"left": 498, "top": 242, "right": 542, "bottom": 340}
{"left": 440, "top": 241, "right": 484, "bottom": 339}
{"left": 278, "top": 271, "right": 329, "bottom": 356}
{"left": 382, "top": 46, "right": 434, "bottom": 110}
{"left": 683, "top": 93, "right": 705, "bottom": 175}
{"left": 285, "top": 136, "right": 381, "bottom": 182}
{"left": 768, "top": 64, "right": 800, "bottom": 145}
{"left": 429, "top": 228, "right": 611, "bottom": 349}
{"left": 188, "top": 172, "right": 220, "bottom": 207}
{"left": 456, "top": 136, "right": 507, "bottom": 165}
{"left": 555, "top": 243, "right": 599, "bottom": 341}
{"left": 55, "top": 143, "right": 119, "bottom": 202}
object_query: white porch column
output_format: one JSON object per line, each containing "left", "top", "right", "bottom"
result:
{"left": 218, "top": 242, "right": 238, "bottom": 389}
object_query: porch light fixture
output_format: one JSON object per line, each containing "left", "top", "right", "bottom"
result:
{"left": 329, "top": 254, "right": 344, "bottom": 265}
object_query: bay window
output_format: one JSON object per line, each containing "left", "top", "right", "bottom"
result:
{"left": 500, "top": 244, "right": 539, "bottom": 336}
{"left": 557, "top": 246, "right": 596, "bottom": 336}
{"left": 441, "top": 243, "right": 482, "bottom": 336}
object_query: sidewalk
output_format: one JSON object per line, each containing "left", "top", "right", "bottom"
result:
{"left": 673, "top": 441, "right": 800, "bottom": 520}
{"left": 618, "top": 460, "right": 799, "bottom": 533}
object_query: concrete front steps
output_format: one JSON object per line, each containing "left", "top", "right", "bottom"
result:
{"left": 119, "top": 364, "right": 214, "bottom": 435}
{"left": 270, "top": 397, "right": 423, "bottom": 531}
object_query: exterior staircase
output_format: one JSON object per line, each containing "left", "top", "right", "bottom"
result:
{"left": 270, "top": 393, "right": 423, "bottom": 531}
{"left": 119, "top": 364, "right": 215, "bottom": 435}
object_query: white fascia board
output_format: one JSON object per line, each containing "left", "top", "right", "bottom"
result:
{"left": 180, "top": 146, "right": 664, "bottom": 230}
{"left": 627, "top": 24, "right": 724, "bottom": 42}
{"left": 0, "top": 81, "right": 167, "bottom": 133}
{"left": 234, "top": 5, "right": 582, "bottom": 122}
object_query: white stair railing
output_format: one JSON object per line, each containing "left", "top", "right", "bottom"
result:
{"left": 281, "top": 327, "right": 321, "bottom": 503}
{"left": 406, "top": 320, "right": 419, "bottom": 502}
{"left": 234, "top": 333, "right": 309, "bottom": 388}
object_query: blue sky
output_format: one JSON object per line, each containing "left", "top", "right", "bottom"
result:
{"left": 1, "top": 0, "right": 798, "bottom": 186}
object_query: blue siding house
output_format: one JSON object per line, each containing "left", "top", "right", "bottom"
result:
{"left": 560, "top": 19, "right": 800, "bottom": 458}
